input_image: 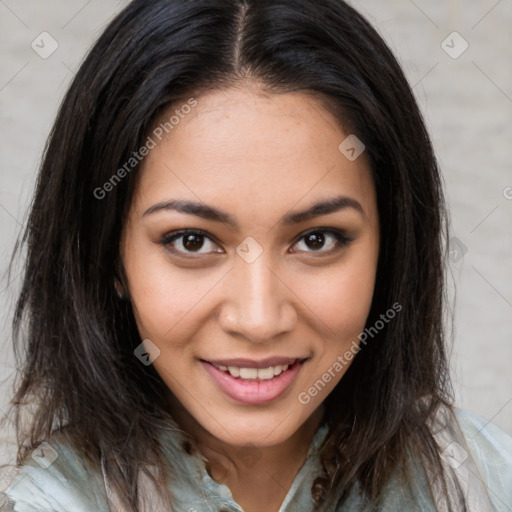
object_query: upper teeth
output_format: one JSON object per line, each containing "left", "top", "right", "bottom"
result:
{"left": 216, "top": 364, "right": 290, "bottom": 380}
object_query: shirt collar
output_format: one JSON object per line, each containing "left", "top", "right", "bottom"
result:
{"left": 158, "top": 420, "right": 329, "bottom": 511}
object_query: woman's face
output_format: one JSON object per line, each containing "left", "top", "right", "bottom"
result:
{"left": 121, "top": 85, "right": 379, "bottom": 448}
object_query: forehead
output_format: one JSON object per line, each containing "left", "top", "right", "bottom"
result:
{"left": 132, "top": 86, "right": 376, "bottom": 224}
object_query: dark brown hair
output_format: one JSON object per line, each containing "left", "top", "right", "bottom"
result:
{"left": 4, "top": 0, "right": 459, "bottom": 510}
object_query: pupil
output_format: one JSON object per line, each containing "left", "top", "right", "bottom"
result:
{"left": 306, "top": 232, "right": 324, "bottom": 250}
{"left": 183, "top": 234, "right": 204, "bottom": 251}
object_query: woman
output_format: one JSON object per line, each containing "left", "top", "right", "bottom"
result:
{"left": 1, "top": 0, "right": 511, "bottom": 511}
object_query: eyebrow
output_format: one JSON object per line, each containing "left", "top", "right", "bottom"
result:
{"left": 143, "top": 195, "right": 364, "bottom": 228}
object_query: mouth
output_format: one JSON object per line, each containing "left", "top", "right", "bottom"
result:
{"left": 200, "top": 357, "right": 309, "bottom": 405}
{"left": 204, "top": 357, "right": 306, "bottom": 379}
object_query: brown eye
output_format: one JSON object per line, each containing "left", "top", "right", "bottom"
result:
{"left": 303, "top": 232, "right": 326, "bottom": 251}
{"left": 292, "top": 229, "right": 352, "bottom": 254}
{"left": 181, "top": 233, "right": 205, "bottom": 252}
{"left": 161, "top": 230, "right": 222, "bottom": 255}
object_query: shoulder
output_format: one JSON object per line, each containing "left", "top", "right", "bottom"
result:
{"left": 454, "top": 408, "right": 512, "bottom": 511}
{"left": 1, "top": 431, "right": 109, "bottom": 512}
{"left": 455, "top": 408, "right": 512, "bottom": 460}
{"left": 368, "top": 406, "right": 512, "bottom": 512}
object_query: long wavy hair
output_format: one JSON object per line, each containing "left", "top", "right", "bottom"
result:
{"left": 3, "top": 0, "right": 459, "bottom": 510}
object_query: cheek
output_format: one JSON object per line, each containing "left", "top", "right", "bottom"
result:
{"left": 334, "top": 262, "right": 376, "bottom": 332}
{"left": 129, "top": 272, "right": 222, "bottom": 344}
{"left": 297, "top": 248, "right": 378, "bottom": 341}
{"left": 294, "top": 252, "right": 378, "bottom": 406}
{"left": 122, "top": 240, "right": 206, "bottom": 341}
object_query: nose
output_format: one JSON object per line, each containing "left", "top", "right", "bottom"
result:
{"left": 218, "top": 254, "right": 297, "bottom": 343}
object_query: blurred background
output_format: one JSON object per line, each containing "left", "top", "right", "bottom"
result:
{"left": 1, "top": 0, "right": 511, "bottom": 468}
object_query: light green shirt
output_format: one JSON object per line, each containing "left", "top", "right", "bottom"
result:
{"left": 1, "top": 408, "right": 511, "bottom": 511}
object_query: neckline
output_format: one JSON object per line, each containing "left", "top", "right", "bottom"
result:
{"left": 159, "top": 420, "right": 330, "bottom": 508}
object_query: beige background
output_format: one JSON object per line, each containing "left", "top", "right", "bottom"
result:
{"left": 1, "top": 0, "right": 511, "bottom": 468}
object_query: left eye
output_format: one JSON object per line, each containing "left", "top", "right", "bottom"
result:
{"left": 292, "top": 229, "right": 351, "bottom": 253}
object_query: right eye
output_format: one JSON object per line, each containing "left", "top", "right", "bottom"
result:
{"left": 160, "top": 229, "right": 224, "bottom": 256}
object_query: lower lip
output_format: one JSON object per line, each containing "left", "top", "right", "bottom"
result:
{"left": 201, "top": 360, "right": 304, "bottom": 405}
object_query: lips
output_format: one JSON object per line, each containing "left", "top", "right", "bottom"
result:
{"left": 202, "top": 357, "right": 307, "bottom": 380}
{"left": 200, "top": 358, "right": 307, "bottom": 405}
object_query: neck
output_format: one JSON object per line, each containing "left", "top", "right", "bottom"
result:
{"left": 168, "top": 397, "right": 326, "bottom": 487}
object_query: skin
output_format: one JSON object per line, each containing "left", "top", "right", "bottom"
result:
{"left": 121, "top": 82, "right": 380, "bottom": 512}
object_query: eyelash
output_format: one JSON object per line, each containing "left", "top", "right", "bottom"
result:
{"left": 160, "top": 228, "right": 353, "bottom": 257}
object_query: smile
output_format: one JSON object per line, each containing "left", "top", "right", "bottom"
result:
{"left": 212, "top": 363, "right": 291, "bottom": 380}
{"left": 200, "top": 358, "right": 308, "bottom": 405}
